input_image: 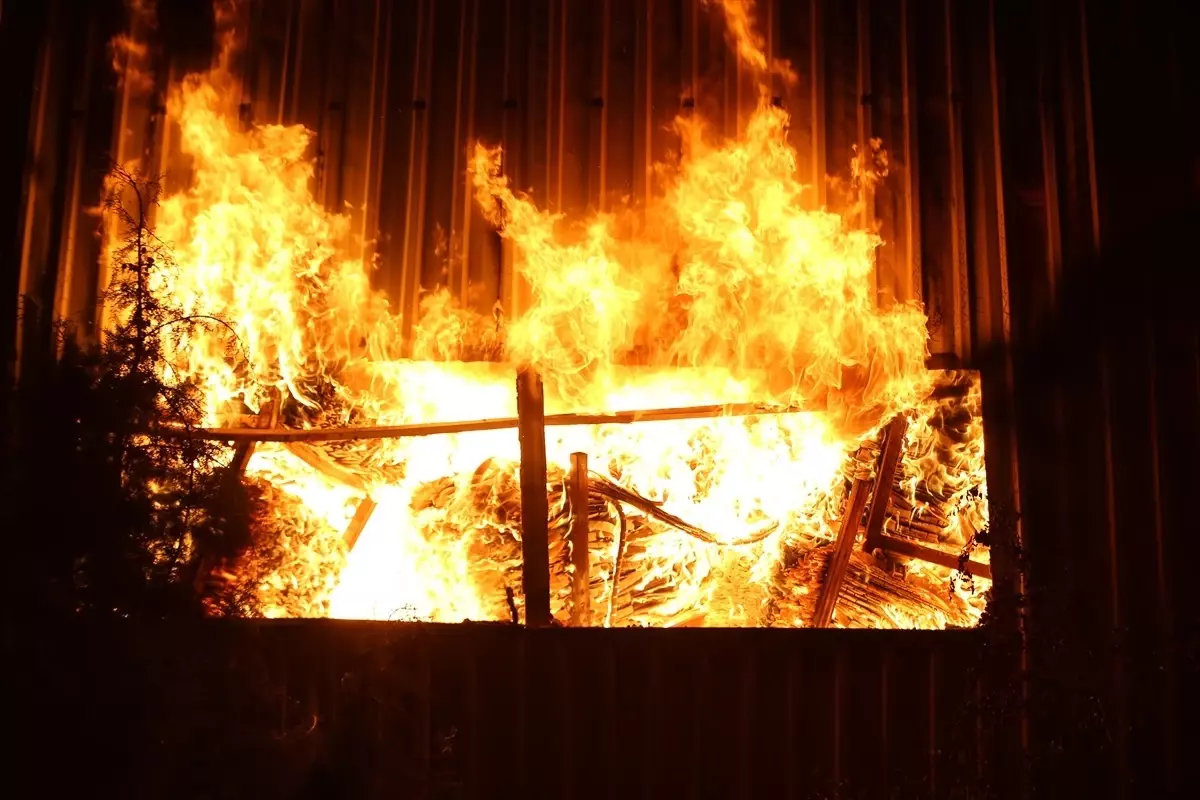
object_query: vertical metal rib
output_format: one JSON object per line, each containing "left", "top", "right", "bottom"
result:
{"left": 984, "top": 0, "right": 1030, "bottom": 762}
{"left": 14, "top": 21, "right": 55, "bottom": 376}
{"left": 809, "top": 0, "right": 826, "bottom": 204}
{"left": 927, "top": 651, "right": 937, "bottom": 795}
{"left": 368, "top": 0, "right": 393, "bottom": 276}
{"left": 555, "top": 0, "right": 567, "bottom": 210}
{"left": 458, "top": 0, "right": 479, "bottom": 307}
{"left": 401, "top": 0, "right": 432, "bottom": 338}
{"left": 643, "top": 0, "right": 654, "bottom": 203}
{"left": 899, "top": 0, "right": 920, "bottom": 302}
{"left": 53, "top": 12, "right": 98, "bottom": 326}
{"left": 288, "top": 0, "right": 306, "bottom": 122}
{"left": 942, "top": 0, "right": 968, "bottom": 362}
{"left": 449, "top": 0, "right": 469, "bottom": 302}
{"left": 543, "top": 0, "right": 555, "bottom": 203}
{"left": 275, "top": 0, "right": 294, "bottom": 124}
{"left": 690, "top": 0, "right": 699, "bottom": 104}
{"left": 1076, "top": 0, "right": 1101, "bottom": 252}
{"left": 598, "top": 0, "right": 610, "bottom": 211}
{"left": 359, "top": 0, "right": 383, "bottom": 253}
{"left": 856, "top": 0, "right": 872, "bottom": 233}
{"left": 1037, "top": 1, "right": 1062, "bottom": 303}
{"left": 499, "top": 0, "right": 515, "bottom": 316}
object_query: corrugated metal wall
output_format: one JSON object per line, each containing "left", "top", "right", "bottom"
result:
{"left": 991, "top": 0, "right": 1198, "bottom": 795}
{"left": 5, "top": 0, "right": 1199, "bottom": 797}
{"left": 18, "top": 621, "right": 991, "bottom": 799}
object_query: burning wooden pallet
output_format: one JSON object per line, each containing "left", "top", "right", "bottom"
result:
{"left": 190, "top": 368, "right": 991, "bottom": 628}
{"left": 405, "top": 461, "right": 720, "bottom": 627}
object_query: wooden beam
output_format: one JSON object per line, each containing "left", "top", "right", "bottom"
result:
{"left": 862, "top": 416, "right": 909, "bottom": 555}
{"left": 811, "top": 472, "right": 873, "bottom": 628}
{"left": 517, "top": 367, "right": 551, "bottom": 628}
{"left": 874, "top": 534, "right": 993, "bottom": 580}
{"left": 568, "top": 451, "right": 591, "bottom": 627}
{"left": 342, "top": 496, "right": 378, "bottom": 551}
{"left": 146, "top": 400, "right": 816, "bottom": 444}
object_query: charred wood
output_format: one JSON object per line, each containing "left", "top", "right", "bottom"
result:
{"left": 516, "top": 368, "right": 551, "bottom": 628}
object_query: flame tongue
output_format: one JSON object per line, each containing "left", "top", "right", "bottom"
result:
{"left": 471, "top": 100, "right": 931, "bottom": 440}
{"left": 155, "top": 66, "right": 398, "bottom": 424}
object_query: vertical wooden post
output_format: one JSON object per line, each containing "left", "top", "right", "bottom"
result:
{"left": 516, "top": 367, "right": 551, "bottom": 628}
{"left": 226, "top": 440, "right": 257, "bottom": 480}
{"left": 569, "top": 451, "right": 591, "bottom": 626}
{"left": 198, "top": 395, "right": 278, "bottom": 594}
{"left": 862, "top": 416, "right": 909, "bottom": 555}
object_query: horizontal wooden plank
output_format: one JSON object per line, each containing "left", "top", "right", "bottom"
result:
{"left": 147, "top": 400, "right": 818, "bottom": 443}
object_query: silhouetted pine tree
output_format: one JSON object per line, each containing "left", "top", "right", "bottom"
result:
{"left": 6, "top": 166, "right": 250, "bottom": 617}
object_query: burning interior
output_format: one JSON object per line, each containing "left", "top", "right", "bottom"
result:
{"left": 108, "top": 0, "right": 991, "bottom": 629}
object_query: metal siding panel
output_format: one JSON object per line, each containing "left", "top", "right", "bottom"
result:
{"left": 374, "top": 0, "right": 419, "bottom": 313}
{"left": 291, "top": 0, "right": 332, "bottom": 146}
{"left": 855, "top": 0, "right": 872, "bottom": 237}
{"left": 360, "top": 0, "right": 390, "bottom": 269}
{"left": 445, "top": 0, "right": 471, "bottom": 303}
{"left": 16, "top": 5, "right": 64, "bottom": 368}
{"left": 607, "top": 0, "right": 637, "bottom": 209}
{"left": 419, "top": 0, "right": 463, "bottom": 297}
{"left": 464, "top": 0, "right": 504, "bottom": 314}
{"left": 557, "top": 1, "right": 593, "bottom": 215}
{"left": 841, "top": 641, "right": 887, "bottom": 799}
{"left": 494, "top": 0, "right": 531, "bottom": 318}
{"left": 745, "top": 646, "right": 790, "bottom": 797}
{"left": 867, "top": 0, "right": 917, "bottom": 306}
{"left": 884, "top": 644, "right": 933, "bottom": 795}
{"left": 0, "top": 0, "right": 48, "bottom": 372}
{"left": 65, "top": 17, "right": 119, "bottom": 343}
{"left": 773, "top": 0, "right": 821, "bottom": 204}
{"left": 18, "top": 2, "right": 1200, "bottom": 796}
{"left": 986, "top": 15, "right": 1073, "bottom": 796}
{"left": 15, "top": 622, "right": 988, "bottom": 797}
{"left": 401, "top": 0, "right": 434, "bottom": 341}
{"left": 315, "top": 0, "right": 347, "bottom": 213}
{"left": 957, "top": 2, "right": 1031, "bottom": 794}
{"left": 822, "top": 0, "right": 857, "bottom": 212}
{"left": 648, "top": 0, "right": 683, "bottom": 197}
{"left": 51, "top": 13, "right": 97, "bottom": 330}
{"left": 912, "top": 0, "right": 965, "bottom": 362}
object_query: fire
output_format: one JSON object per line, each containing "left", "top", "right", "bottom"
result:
{"left": 702, "top": 0, "right": 798, "bottom": 86}
{"left": 116, "top": 0, "right": 990, "bottom": 627}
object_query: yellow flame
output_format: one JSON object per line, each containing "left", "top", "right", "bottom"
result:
{"left": 120, "top": 0, "right": 989, "bottom": 627}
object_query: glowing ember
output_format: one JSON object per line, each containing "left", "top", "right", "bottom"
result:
{"left": 118, "top": 0, "right": 990, "bottom": 627}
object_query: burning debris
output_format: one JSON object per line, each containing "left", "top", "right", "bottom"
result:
{"left": 108, "top": 0, "right": 991, "bottom": 629}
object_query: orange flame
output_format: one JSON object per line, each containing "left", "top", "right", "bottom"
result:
{"left": 703, "top": 0, "right": 797, "bottom": 86}
{"left": 115, "top": 0, "right": 989, "bottom": 627}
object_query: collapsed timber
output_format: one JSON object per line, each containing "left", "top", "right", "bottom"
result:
{"left": 197, "top": 369, "right": 990, "bottom": 628}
